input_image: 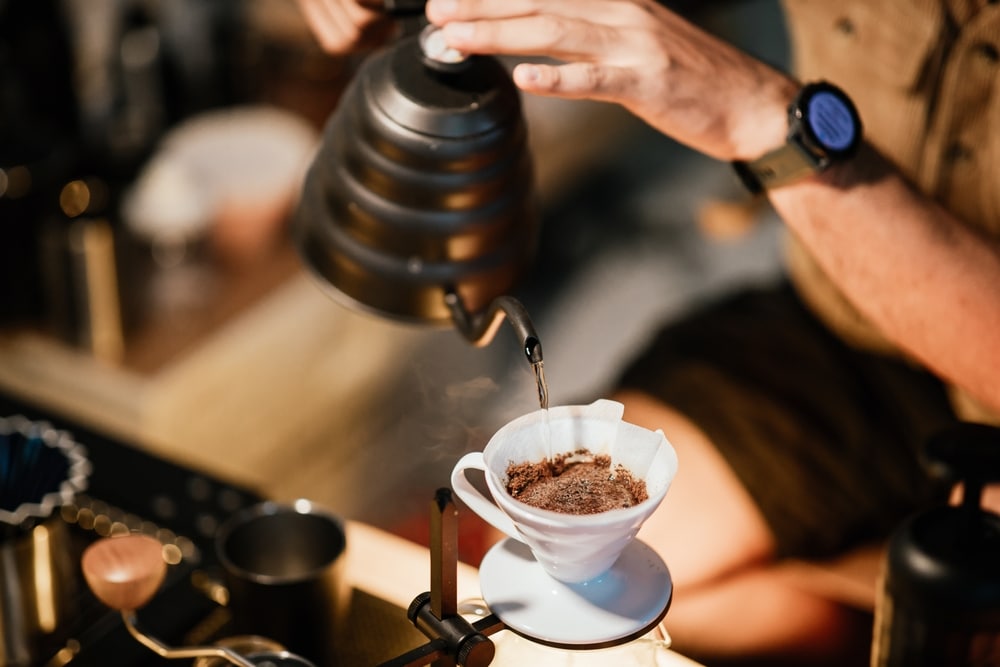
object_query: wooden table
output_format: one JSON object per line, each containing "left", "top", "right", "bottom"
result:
{"left": 343, "top": 521, "right": 705, "bottom": 666}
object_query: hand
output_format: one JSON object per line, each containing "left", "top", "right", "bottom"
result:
{"left": 296, "top": 0, "right": 394, "bottom": 52}
{"left": 425, "top": 0, "right": 798, "bottom": 161}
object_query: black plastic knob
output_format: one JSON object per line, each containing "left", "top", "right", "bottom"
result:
{"left": 456, "top": 633, "right": 495, "bottom": 667}
{"left": 925, "top": 422, "right": 1000, "bottom": 511}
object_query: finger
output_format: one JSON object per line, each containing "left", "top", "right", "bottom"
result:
{"left": 429, "top": 0, "right": 552, "bottom": 23}
{"left": 512, "top": 61, "right": 637, "bottom": 102}
{"left": 428, "top": 0, "right": 651, "bottom": 25}
{"left": 440, "top": 15, "right": 621, "bottom": 60}
{"left": 297, "top": 0, "right": 338, "bottom": 42}
{"left": 297, "top": 0, "right": 360, "bottom": 51}
{"left": 295, "top": 0, "right": 382, "bottom": 52}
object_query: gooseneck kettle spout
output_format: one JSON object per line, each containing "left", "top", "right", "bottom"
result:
{"left": 444, "top": 289, "right": 542, "bottom": 363}
{"left": 445, "top": 288, "right": 547, "bottom": 409}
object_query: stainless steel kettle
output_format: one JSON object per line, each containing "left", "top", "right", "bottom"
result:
{"left": 293, "top": 10, "right": 544, "bottom": 388}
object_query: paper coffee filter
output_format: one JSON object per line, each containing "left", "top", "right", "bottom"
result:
{"left": 486, "top": 399, "right": 677, "bottom": 495}
{"left": 613, "top": 422, "right": 676, "bottom": 495}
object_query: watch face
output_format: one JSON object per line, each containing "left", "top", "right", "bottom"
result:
{"left": 801, "top": 84, "right": 861, "bottom": 158}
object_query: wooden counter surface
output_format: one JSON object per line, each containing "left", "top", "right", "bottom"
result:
{"left": 0, "top": 267, "right": 428, "bottom": 505}
{"left": 344, "top": 520, "right": 705, "bottom": 666}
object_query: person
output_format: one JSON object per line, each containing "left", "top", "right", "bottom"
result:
{"left": 296, "top": 0, "right": 1000, "bottom": 664}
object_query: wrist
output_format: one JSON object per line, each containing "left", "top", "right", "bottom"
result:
{"left": 729, "top": 75, "right": 799, "bottom": 161}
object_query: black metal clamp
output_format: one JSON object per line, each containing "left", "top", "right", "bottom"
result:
{"left": 377, "top": 489, "right": 505, "bottom": 667}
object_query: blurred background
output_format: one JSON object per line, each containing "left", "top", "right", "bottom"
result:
{"left": 0, "top": 0, "right": 789, "bottom": 564}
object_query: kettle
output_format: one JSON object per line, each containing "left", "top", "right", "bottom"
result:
{"left": 871, "top": 422, "right": 1000, "bottom": 666}
{"left": 293, "top": 4, "right": 544, "bottom": 381}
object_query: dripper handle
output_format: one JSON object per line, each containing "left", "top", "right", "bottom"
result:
{"left": 450, "top": 453, "right": 524, "bottom": 543}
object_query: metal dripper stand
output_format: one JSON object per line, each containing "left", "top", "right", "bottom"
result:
{"left": 80, "top": 534, "right": 314, "bottom": 666}
{"left": 378, "top": 488, "right": 505, "bottom": 667}
{"left": 380, "top": 489, "right": 674, "bottom": 664}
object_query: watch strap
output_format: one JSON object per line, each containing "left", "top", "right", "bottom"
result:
{"left": 732, "top": 139, "right": 824, "bottom": 195}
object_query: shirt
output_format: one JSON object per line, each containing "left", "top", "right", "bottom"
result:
{"left": 779, "top": 0, "right": 1000, "bottom": 422}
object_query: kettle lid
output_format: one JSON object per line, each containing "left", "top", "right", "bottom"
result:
{"left": 365, "top": 33, "right": 520, "bottom": 138}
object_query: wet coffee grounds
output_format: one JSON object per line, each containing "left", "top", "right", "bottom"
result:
{"left": 505, "top": 450, "right": 648, "bottom": 514}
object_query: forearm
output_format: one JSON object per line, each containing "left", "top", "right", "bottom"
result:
{"left": 769, "top": 147, "right": 1000, "bottom": 415}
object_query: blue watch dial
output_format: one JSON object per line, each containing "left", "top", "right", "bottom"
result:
{"left": 805, "top": 90, "right": 858, "bottom": 153}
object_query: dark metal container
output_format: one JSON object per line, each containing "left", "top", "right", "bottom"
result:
{"left": 872, "top": 423, "right": 1000, "bottom": 666}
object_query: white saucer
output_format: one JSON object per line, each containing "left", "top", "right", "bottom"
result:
{"left": 478, "top": 538, "right": 672, "bottom": 647}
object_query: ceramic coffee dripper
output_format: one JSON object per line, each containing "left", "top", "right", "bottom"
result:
{"left": 451, "top": 399, "right": 678, "bottom": 584}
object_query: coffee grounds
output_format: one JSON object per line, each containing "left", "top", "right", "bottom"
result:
{"left": 505, "top": 451, "right": 648, "bottom": 515}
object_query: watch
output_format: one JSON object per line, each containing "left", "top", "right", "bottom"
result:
{"left": 732, "top": 81, "right": 862, "bottom": 194}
